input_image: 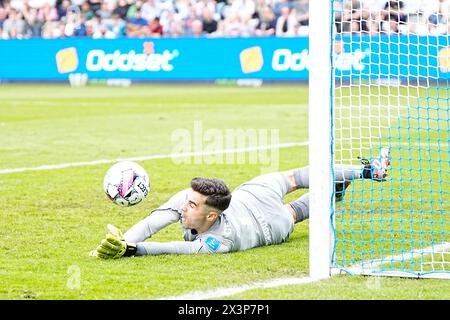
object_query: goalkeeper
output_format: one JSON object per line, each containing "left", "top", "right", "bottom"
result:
{"left": 91, "top": 148, "right": 390, "bottom": 259}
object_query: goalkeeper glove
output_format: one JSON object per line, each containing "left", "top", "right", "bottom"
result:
{"left": 91, "top": 224, "right": 137, "bottom": 259}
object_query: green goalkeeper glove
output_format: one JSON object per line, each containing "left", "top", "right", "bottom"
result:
{"left": 91, "top": 224, "right": 137, "bottom": 259}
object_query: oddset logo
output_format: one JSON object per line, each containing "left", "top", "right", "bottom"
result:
{"left": 55, "top": 47, "right": 79, "bottom": 74}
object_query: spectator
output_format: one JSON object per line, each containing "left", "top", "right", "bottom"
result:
{"left": 149, "top": 15, "right": 163, "bottom": 36}
{"left": 62, "top": 6, "right": 80, "bottom": 36}
{"left": 407, "top": 10, "right": 428, "bottom": 35}
{"left": 96, "top": 1, "right": 114, "bottom": 23}
{"left": 0, "top": 7, "right": 6, "bottom": 35}
{"left": 229, "top": 0, "right": 255, "bottom": 20}
{"left": 2, "top": 8, "right": 26, "bottom": 38}
{"left": 194, "top": 0, "right": 215, "bottom": 18}
{"left": 239, "top": 12, "right": 256, "bottom": 36}
{"left": 80, "top": 0, "right": 94, "bottom": 20}
{"left": 189, "top": 18, "right": 203, "bottom": 36}
{"left": 428, "top": 0, "right": 450, "bottom": 34}
{"left": 23, "top": 7, "right": 44, "bottom": 37}
{"left": 159, "top": 0, "right": 175, "bottom": 15}
{"left": 380, "top": 0, "right": 407, "bottom": 32}
{"left": 439, "top": 0, "right": 450, "bottom": 20}
{"left": 272, "top": 0, "right": 291, "bottom": 18}
{"left": 209, "top": 18, "right": 225, "bottom": 36}
{"left": 184, "top": 4, "right": 202, "bottom": 33}
{"left": 202, "top": 7, "right": 217, "bottom": 34}
{"left": 222, "top": 10, "right": 243, "bottom": 36}
{"left": 275, "top": 6, "right": 298, "bottom": 37}
{"left": 113, "top": 0, "right": 130, "bottom": 20}
{"left": 87, "top": 12, "right": 103, "bottom": 34}
{"left": 126, "top": 0, "right": 143, "bottom": 19}
{"left": 174, "top": 0, "right": 191, "bottom": 21}
{"left": 294, "top": 0, "right": 309, "bottom": 26}
{"left": 252, "top": 0, "right": 266, "bottom": 21}
{"left": 8, "top": 0, "right": 450, "bottom": 39}
{"left": 57, "top": 0, "right": 72, "bottom": 20}
{"left": 126, "top": 7, "right": 148, "bottom": 37}
{"left": 162, "top": 11, "right": 183, "bottom": 37}
{"left": 88, "top": 0, "right": 102, "bottom": 12}
{"left": 141, "top": 0, "right": 160, "bottom": 22}
{"left": 54, "top": 20, "right": 67, "bottom": 37}
{"left": 381, "top": 12, "right": 400, "bottom": 34}
{"left": 215, "top": 0, "right": 227, "bottom": 19}
{"left": 254, "top": 5, "right": 276, "bottom": 36}
{"left": 92, "top": 22, "right": 115, "bottom": 38}
{"left": 108, "top": 13, "right": 126, "bottom": 37}
{"left": 336, "top": 0, "right": 371, "bottom": 34}
{"left": 72, "top": 13, "right": 87, "bottom": 36}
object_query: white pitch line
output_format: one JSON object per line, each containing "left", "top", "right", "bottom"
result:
{"left": 0, "top": 141, "right": 309, "bottom": 175}
{"left": 332, "top": 242, "right": 450, "bottom": 277}
{"left": 158, "top": 276, "right": 318, "bottom": 300}
{"left": 1, "top": 139, "right": 446, "bottom": 175}
{"left": 361, "top": 242, "right": 450, "bottom": 268}
{"left": 160, "top": 243, "right": 450, "bottom": 300}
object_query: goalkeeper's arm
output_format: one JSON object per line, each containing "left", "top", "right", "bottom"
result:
{"left": 135, "top": 238, "right": 231, "bottom": 255}
{"left": 123, "top": 188, "right": 188, "bottom": 242}
{"left": 123, "top": 209, "right": 180, "bottom": 243}
{"left": 93, "top": 227, "right": 230, "bottom": 259}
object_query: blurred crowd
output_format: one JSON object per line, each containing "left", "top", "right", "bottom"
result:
{"left": 1, "top": 0, "right": 450, "bottom": 39}
{"left": 336, "top": 0, "right": 450, "bottom": 36}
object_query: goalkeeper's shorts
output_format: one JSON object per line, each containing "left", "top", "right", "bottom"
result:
{"left": 234, "top": 172, "right": 294, "bottom": 245}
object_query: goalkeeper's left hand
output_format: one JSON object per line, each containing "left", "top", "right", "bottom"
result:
{"left": 90, "top": 224, "right": 137, "bottom": 259}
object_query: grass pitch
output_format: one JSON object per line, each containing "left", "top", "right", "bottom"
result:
{"left": 0, "top": 84, "right": 447, "bottom": 300}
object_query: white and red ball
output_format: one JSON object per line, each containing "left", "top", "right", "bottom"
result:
{"left": 103, "top": 161, "right": 150, "bottom": 207}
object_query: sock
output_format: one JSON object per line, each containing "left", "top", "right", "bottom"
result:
{"left": 293, "top": 165, "right": 363, "bottom": 190}
{"left": 361, "top": 165, "right": 373, "bottom": 179}
{"left": 289, "top": 193, "right": 309, "bottom": 223}
{"left": 334, "top": 164, "right": 363, "bottom": 182}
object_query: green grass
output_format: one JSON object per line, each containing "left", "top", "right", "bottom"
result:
{"left": 0, "top": 84, "right": 448, "bottom": 300}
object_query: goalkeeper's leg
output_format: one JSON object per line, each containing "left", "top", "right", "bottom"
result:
{"left": 283, "top": 164, "right": 364, "bottom": 193}
{"left": 283, "top": 147, "right": 391, "bottom": 223}
{"left": 283, "top": 147, "right": 391, "bottom": 194}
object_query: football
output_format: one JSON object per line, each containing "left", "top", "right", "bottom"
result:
{"left": 103, "top": 161, "right": 150, "bottom": 207}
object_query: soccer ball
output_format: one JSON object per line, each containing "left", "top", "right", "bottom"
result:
{"left": 103, "top": 161, "right": 150, "bottom": 207}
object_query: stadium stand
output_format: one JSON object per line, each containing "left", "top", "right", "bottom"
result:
{"left": 0, "top": 0, "right": 450, "bottom": 39}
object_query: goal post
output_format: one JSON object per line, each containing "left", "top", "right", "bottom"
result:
{"left": 309, "top": 0, "right": 450, "bottom": 279}
{"left": 308, "top": 0, "right": 334, "bottom": 279}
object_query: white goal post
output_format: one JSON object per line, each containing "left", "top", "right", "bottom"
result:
{"left": 308, "top": 0, "right": 333, "bottom": 279}
{"left": 309, "top": 0, "right": 450, "bottom": 279}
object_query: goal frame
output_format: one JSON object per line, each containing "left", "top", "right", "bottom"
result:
{"left": 308, "top": 0, "right": 334, "bottom": 279}
{"left": 308, "top": 0, "right": 449, "bottom": 280}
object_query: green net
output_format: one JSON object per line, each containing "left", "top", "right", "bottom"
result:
{"left": 331, "top": 0, "right": 449, "bottom": 278}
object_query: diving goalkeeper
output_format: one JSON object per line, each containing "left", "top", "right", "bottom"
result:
{"left": 91, "top": 148, "right": 390, "bottom": 259}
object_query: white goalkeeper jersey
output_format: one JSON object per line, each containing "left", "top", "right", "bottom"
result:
{"left": 123, "top": 186, "right": 293, "bottom": 255}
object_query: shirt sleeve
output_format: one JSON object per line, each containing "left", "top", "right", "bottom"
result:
{"left": 123, "top": 209, "right": 181, "bottom": 243}
{"left": 136, "top": 236, "right": 231, "bottom": 255}
{"left": 123, "top": 189, "right": 189, "bottom": 243}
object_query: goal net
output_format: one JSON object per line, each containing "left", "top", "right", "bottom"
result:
{"left": 309, "top": 0, "right": 449, "bottom": 279}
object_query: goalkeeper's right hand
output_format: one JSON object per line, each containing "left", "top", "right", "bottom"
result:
{"left": 89, "top": 224, "right": 137, "bottom": 259}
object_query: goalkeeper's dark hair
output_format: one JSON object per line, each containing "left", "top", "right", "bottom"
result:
{"left": 191, "top": 177, "right": 232, "bottom": 213}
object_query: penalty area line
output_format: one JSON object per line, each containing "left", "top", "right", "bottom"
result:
{"left": 158, "top": 243, "right": 450, "bottom": 299}
{"left": 158, "top": 276, "right": 319, "bottom": 300}
{"left": 0, "top": 141, "right": 309, "bottom": 175}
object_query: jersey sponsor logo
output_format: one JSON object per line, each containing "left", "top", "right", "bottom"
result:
{"left": 204, "top": 237, "right": 221, "bottom": 252}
